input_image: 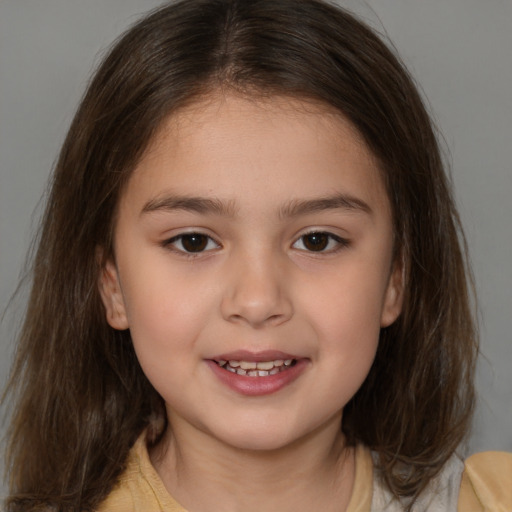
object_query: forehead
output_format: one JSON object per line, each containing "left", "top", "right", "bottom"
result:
{"left": 145, "top": 93, "right": 373, "bottom": 166}
{"left": 122, "top": 93, "right": 389, "bottom": 216}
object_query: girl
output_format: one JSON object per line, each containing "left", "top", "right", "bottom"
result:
{"left": 3, "top": 0, "right": 511, "bottom": 511}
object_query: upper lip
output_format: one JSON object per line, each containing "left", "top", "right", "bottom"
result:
{"left": 210, "top": 350, "right": 302, "bottom": 362}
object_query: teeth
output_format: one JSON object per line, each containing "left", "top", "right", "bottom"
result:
{"left": 240, "top": 361, "right": 257, "bottom": 370}
{"left": 256, "top": 361, "right": 274, "bottom": 370}
{"left": 217, "top": 358, "right": 297, "bottom": 377}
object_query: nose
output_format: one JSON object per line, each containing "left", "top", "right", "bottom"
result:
{"left": 220, "top": 250, "right": 293, "bottom": 328}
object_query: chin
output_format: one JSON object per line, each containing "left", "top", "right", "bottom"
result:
{"left": 221, "top": 431, "right": 298, "bottom": 453}
{"left": 208, "top": 416, "right": 317, "bottom": 453}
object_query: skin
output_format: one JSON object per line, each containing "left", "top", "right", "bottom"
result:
{"left": 100, "top": 93, "right": 403, "bottom": 512}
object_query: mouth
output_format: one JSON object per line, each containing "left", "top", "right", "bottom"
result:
{"left": 207, "top": 351, "right": 307, "bottom": 395}
{"left": 209, "top": 349, "right": 301, "bottom": 377}
{"left": 214, "top": 358, "right": 297, "bottom": 377}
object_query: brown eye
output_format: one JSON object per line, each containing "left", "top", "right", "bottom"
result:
{"left": 166, "top": 233, "right": 219, "bottom": 253}
{"left": 181, "top": 234, "right": 208, "bottom": 252}
{"left": 292, "top": 232, "right": 348, "bottom": 253}
{"left": 302, "top": 232, "right": 329, "bottom": 251}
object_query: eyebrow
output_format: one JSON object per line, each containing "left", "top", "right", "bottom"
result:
{"left": 141, "top": 195, "right": 237, "bottom": 217}
{"left": 140, "top": 193, "right": 372, "bottom": 218}
{"left": 278, "top": 194, "right": 372, "bottom": 219}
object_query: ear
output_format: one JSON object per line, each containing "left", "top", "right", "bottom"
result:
{"left": 380, "top": 261, "right": 404, "bottom": 327}
{"left": 98, "top": 257, "right": 129, "bottom": 330}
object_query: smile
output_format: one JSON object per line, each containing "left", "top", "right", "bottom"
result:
{"left": 215, "top": 359, "right": 296, "bottom": 377}
{"left": 208, "top": 354, "right": 307, "bottom": 396}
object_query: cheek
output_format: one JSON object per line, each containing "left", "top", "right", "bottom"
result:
{"left": 297, "top": 263, "right": 386, "bottom": 386}
{"left": 119, "top": 264, "right": 217, "bottom": 364}
{"left": 121, "top": 275, "right": 215, "bottom": 409}
{"left": 315, "top": 305, "right": 380, "bottom": 413}
{"left": 318, "top": 300, "right": 380, "bottom": 381}
{"left": 300, "top": 262, "right": 389, "bottom": 338}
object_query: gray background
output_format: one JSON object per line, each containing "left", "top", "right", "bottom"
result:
{"left": 1, "top": 0, "right": 511, "bottom": 495}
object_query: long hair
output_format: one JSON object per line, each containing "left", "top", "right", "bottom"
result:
{"left": 3, "top": 0, "right": 478, "bottom": 509}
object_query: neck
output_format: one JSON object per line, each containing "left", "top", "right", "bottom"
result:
{"left": 150, "top": 414, "right": 355, "bottom": 512}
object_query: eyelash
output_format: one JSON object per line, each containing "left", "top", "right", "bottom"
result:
{"left": 292, "top": 231, "right": 350, "bottom": 253}
{"left": 163, "top": 233, "right": 220, "bottom": 256}
{"left": 162, "top": 231, "right": 350, "bottom": 256}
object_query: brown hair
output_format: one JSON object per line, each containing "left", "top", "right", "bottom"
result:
{"left": 3, "top": 0, "right": 478, "bottom": 510}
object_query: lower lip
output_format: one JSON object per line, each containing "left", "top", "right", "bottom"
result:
{"left": 206, "top": 359, "right": 309, "bottom": 396}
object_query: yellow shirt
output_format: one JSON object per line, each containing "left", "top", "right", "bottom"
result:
{"left": 98, "top": 434, "right": 512, "bottom": 511}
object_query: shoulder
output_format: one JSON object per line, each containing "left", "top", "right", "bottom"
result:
{"left": 458, "top": 451, "right": 512, "bottom": 511}
{"left": 96, "top": 433, "right": 186, "bottom": 512}
{"left": 369, "top": 449, "right": 512, "bottom": 512}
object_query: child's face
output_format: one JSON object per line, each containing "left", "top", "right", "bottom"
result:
{"left": 100, "top": 94, "right": 402, "bottom": 452}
